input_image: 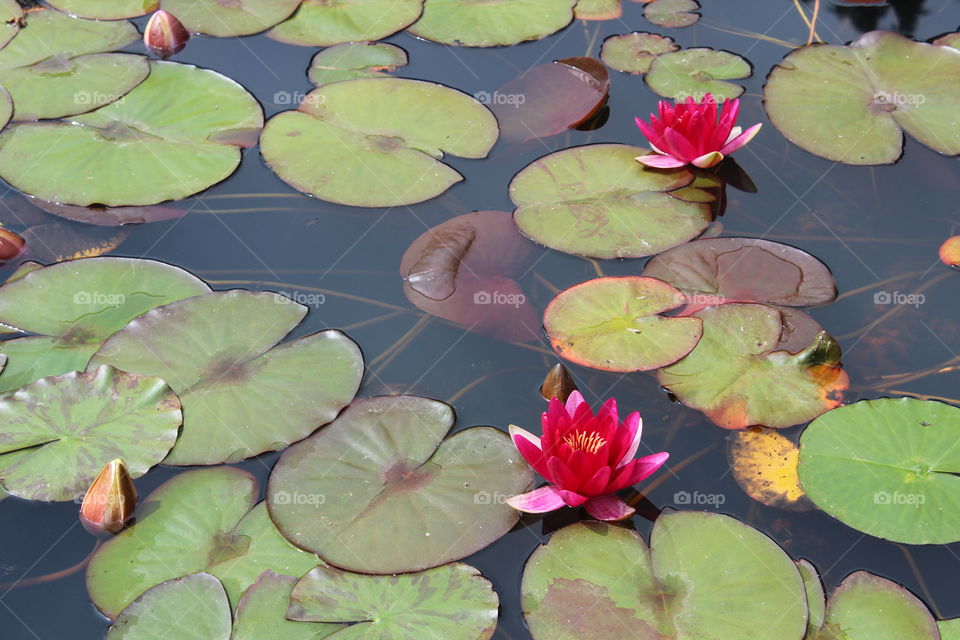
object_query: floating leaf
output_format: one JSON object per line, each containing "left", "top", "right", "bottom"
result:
{"left": 268, "top": 0, "right": 423, "bottom": 47}
{"left": 160, "top": 0, "right": 300, "bottom": 36}
{"left": 88, "top": 468, "right": 320, "bottom": 619}
{"left": 522, "top": 513, "right": 808, "bottom": 640}
{"left": 645, "top": 48, "right": 750, "bottom": 101}
{"left": 728, "top": 427, "right": 812, "bottom": 510}
{"left": 0, "top": 61, "right": 263, "bottom": 206}
{"left": 45, "top": 0, "right": 158, "bottom": 20}
{"left": 575, "top": 0, "right": 621, "bottom": 20}
{"left": 797, "top": 560, "right": 826, "bottom": 636}
{"left": 658, "top": 303, "right": 848, "bottom": 429}
{"left": 260, "top": 78, "right": 497, "bottom": 207}
{"left": 29, "top": 200, "right": 185, "bottom": 226}
{"left": 0, "top": 366, "right": 180, "bottom": 502}
{"left": 0, "top": 85, "right": 10, "bottom": 130}
{"left": 941, "top": 619, "right": 960, "bottom": 639}
{"left": 288, "top": 563, "right": 499, "bottom": 639}
{"left": 106, "top": 573, "right": 231, "bottom": 640}
{"left": 408, "top": 0, "right": 577, "bottom": 47}
{"left": 0, "top": 0, "right": 21, "bottom": 49}
{"left": 20, "top": 222, "right": 130, "bottom": 263}
{"left": 267, "top": 396, "right": 533, "bottom": 574}
{"left": 90, "top": 290, "right": 363, "bottom": 465}
{"left": 543, "top": 277, "right": 703, "bottom": 372}
{"left": 799, "top": 397, "right": 960, "bottom": 544}
{"left": 308, "top": 42, "right": 408, "bottom": 86}
{"left": 934, "top": 31, "right": 960, "bottom": 49}
{"left": 601, "top": 32, "right": 678, "bottom": 74}
{"left": 0, "top": 257, "right": 208, "bottom": 394}
{"left": 233, "top": 572, "right": 342, "bottom": 640}
{"left": 764, "top": 31, "right": 960, "bottom": 164}
{"left": 644, "top": 0, "right": 700, "bottom": 28}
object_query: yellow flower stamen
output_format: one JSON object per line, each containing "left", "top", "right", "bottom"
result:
{"left": 563, "top": 430, "right": 606, "bottom": 454}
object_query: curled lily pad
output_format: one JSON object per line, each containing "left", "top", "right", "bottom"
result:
{"left": 601, "top": 32, "right": 678, "bottom": 74}
{"left": 268, "top": 0, "right": 423, "bottom": 47}
{"left": 764, "top": 31, "right": 960, "bottom": 164}
{"left": 0, "top": 257, "right": 209, "bottom": 394}
{"left": 267, "top": 396, "right": 533, "bottom": 574}
{"left": 260, "top": 78, "right": 497, "bottom": 207}
{"left": 797, "top": 560, "right": 826, "bottom": 635}
{"left": 935, "top": 31, "right": 960, "bottom": 48}
{"left": 288, "top": 563, "right": 499, "bottom": 639}
{"left": 29, "top": 200, "right": 185, "bottom": 226}
{"left": 543, "top": 277, "right": 703, "bottom": 372}
{"left": 644, "top": 0, "right": 700, "bottom": 27}
{"left": 0, "top": 0, "right": 21, "bottom": 49}
{"left": 575, "top": 0, "right": 621, "bottom": 20}
{"left": 728, "top": 427, "right": 812, "bottom": 511}
{"left": 510, "top": 144, "right": 712, "bottom": 259}
{"left": 308, "top": 42, "right": 408, "bottom": 86}
{"left": 233, "top": 572, "right": 342, "bottom": 640}
{"left": 522, "top": 512, "right": 808, "bottom": 640}
{"left": 408, "top": 0, "right": 577, "bottom": 47}
{"left": 90, "top": 290, "right": 364, "bottom": 465}
{"left": 87, "top": 468, "right": 321, "bottom": 619}
{"left": 106, "top": 573, "right": 232, "bottom": 640}
{"left": 646, "top": 48, "right": 750, "bottom": 101}
{"left": 798, "top": 398, "right": 960, "bottom": 544}
{"left": 45, "top": 0, "right": 158, "bottom": 20}
{"left": 0, "top": 61, "right": 263, "bottom": 206}
{"left": 160, "top": 0, "right": 300, "bottom": 36}
{"left": 658, "top": 303, "right": 848, "bottom": 429}
{"left": 0, "top": 365, "right": 180, "bottom": 502}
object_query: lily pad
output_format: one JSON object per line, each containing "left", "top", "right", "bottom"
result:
{"left": 522, "top": 512, "right": 808, "bottom": 640}
{"left": 644, "top": 0, "right": 700, "bottom": 28}
{"left": 798, "top": 397, "right": 960, "bottom": 544}
{"left": 575, "top": 0, "right": 621, "bottom": 20}
{"left": 267, "top": 395, "right": 534, "bottom": 574}
{"left": 408, "top": 0, "right": 577, "bottom": 47}
{"left": 90, "top": 290, "right": 363, "bottom": 465}
{"left": 510, "top": 144, "right": 713, "bottom": 259}
{"left": 941, "top": 619, "right": 960, "bottom": 639}
{"left": 45, "top": 0, "right": 158, "bottom": 20}
{"left": 29, "top": 200, "right": 185, "bottom": 226}
{"left": 0, "top": 61, "right": 263, "bottom": 206}
{"left": 161, "top": 0, "right": 300, "bottom": 36}
{"left": 645, "top": 48, "right": 750, "bottom": 101}
{"left": 0, "top": 86, "right": 10, "bottom": 130}
{"left": 106, "top": 573, "right": 232, "bottom": 640}
{"left": 268, "top": 0, "right": 423, "bottom": 47}
{"left": 728, "top": 428, "right": 812, "bottom": 510}
{"left": 0, "top": 256, "right": 209, "bottom": 394}
{"left": 288, "top": 563, "right": 499, "bottom": 639}
{"left": 601, "top": 32, "right": 678, "bottom": 74}
{"left": 233, "top": 572, "right": 342, "bottom": 640}
{"left": 0, "top": 365, "right": 180, "bottom": 502}
{"left": 934, "top": 31, "right": 960, "bottom": 49}
{"left": 764, "top": 31, "right": 960, "bottom": 164}
{"left": 260, "top": 78, "right": 497, "bottom": 207}
{"left": 543, "top": 276, "right": 703, "bottom": 372}
{"left": 657, "top": 303, "right": 848, "bottom": 429}
{"left": 21, "top": 221, "right": 130, "bottom": 263}
{"left": 797, "top": 560, "right": 826, "bottom": 635}
{"left": 0, "top": 0, "right": 21, "bottom": 49}
{"left": 308, "top": 42, "right": 408, "bottom": 86}
{"left": 87, "top": 468, "right": 321, "bottom": 619}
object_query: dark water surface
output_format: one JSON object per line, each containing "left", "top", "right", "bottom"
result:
{"left": 2, "top": 1, "right": 960, "bottom": 637}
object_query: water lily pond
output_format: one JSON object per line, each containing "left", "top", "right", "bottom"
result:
{"left": 1, "top": 0, "right": 960, "bottom": 638}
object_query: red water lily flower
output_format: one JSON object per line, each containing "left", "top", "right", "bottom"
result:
{"left": 635, "top": 93, "right": 761, "bottom": 169}
{"left": 507, "top": 391, "right": 669, "bottom": 521}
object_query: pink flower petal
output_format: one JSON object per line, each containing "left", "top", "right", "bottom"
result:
{"left": 580, "top": 465, "right": 612, "bottom": 495}
{"left": 558, "top": 489, "right": 589, "bottom": 507}
{"left": 509, "top": 424, "right": 541, "bottom": 449}
{"left": 663, "top": 127, "right": 698, "bottom": 162}
{"left": 584, "top": 495, "right": 636, "bottom": 521}
{"left": 636, "top": 154, "right": 687, "bottom": 169}
{"left": 692, "top": 151, "right": 724, "bottom": 168}
{"left": 635, "top": 117, "right": 664, "bottom": 149}
{"left": 547, "top": 457, "right": 581, "bottom": 492}
{"left": 506, "top": 486, "right": 567, "bottom": 514}
{"left": 564, "top": 390, "right": 586, "bottom": 416}
{"left": 719, "top": 122, "right": 762, "bottom": 156}
{"left": 609, "top": 452, "right": 670, "bottom": 492}
{"left": 510, "top": 425, "right": 553, "bottom": 480}
{"left": 616, "top": 412, "right": 643, "bottom": 468}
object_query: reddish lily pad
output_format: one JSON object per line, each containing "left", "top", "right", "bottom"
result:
{"left": 658, "top": 303, "right": 848, "bottom": 429}
{"left": 510, "top": 144, "right": 713, "bottom": 259}
{"left": 408, "top": 0, "right": 577, "bottom": 47}
{"left": 268, "top": 0, "right": 423, "bottom": 47}
{"left": 106, "top": 573, "right": 232, "bottom": 640}
{"left": 45, "top": 0, "right": 158, "bottom": 20}
{"left": 308, "top": 42, "right": 408, "bottom": 86}
{"left": 575, "top": 0, "right": 621, "bottom": 20}
{"left": 20, "top": 222, "right": 130, "bottom": 263}
{"left": 233, "top": 572, "right": 342, "bottom": 640}
{"left": 267, "top": 396, "right": 534, "bottom": 574}
{"left": 90, "top": 290, "right": 364, "bottom": 465}
{"left": 935, "top": 31, "right": 960, "bottom": 49}
{"left": 161, "top": 0, "right": 301, "bottom": 36}
{"left": 29, "top": 200, "right": 185, "bottom": 226}
{"left": 644, "top": 0, "right": 700, "bottom": 27}
{"left": 544, "top": 277, "right": 703, "bottom": 372}
{"left": 645, "top": 48, "right": 750, "bottom": 101}
{"left": 601, "top": 32, "right": 678, "bottom": 74}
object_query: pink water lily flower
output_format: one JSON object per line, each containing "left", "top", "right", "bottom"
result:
{"left": 635, "top": 93, "right": 762, "bottom": 169}
{"left": 507, "top": 392, "right": 669, "bottom": 522}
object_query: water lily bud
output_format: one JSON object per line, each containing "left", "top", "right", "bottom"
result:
{"left": 0, "top": 227, "right": 24, "bottom": 261}
{"left": 540, "top": 363, "right": 578, "bottom": 402}
{"left": 143, "top": 10, "right": 189, "bottom": 60}
{"left": 940, "top": 236, "right": 960, "bottom": 268}
{"left": 80, "top": 459, "right": 138, "bottom": 536}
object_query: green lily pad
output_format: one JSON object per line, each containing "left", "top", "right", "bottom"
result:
{"left": 0, "top": 257, "right": 209, "bottom": 394}
{"left": 161, "top": 0, "right": 300, "bottom": 36}
{"left": 522, "top": 512, "right": 808, "bottom": 640}
{"left": 644, "top": 0, "right": 700, "bottom": 28}
{"left": 408, "top": 0, "right": 577, "bottom": 47}
{"left": 267, "top": 395, "right": 533, "bottom": 574}
{"left": 510, "top": 144, "right": 712, "bottom": 259}
{"left": 797, "top": 560, "right": 826, "bottom": 635}
{"left": 940, "top": 619, "right": 960, "bottom": 639}
{"left": 0, "top": 86, "right": 11, "bottom": 130}
{"left": 658, "top": 303, "right": 849, "bottom": 429}
{"left": 645, "top": 48, "right": 750, "bottom": 101}
{"left": 90, "top": 290, "right": 363, "bottom": 465}
{"left": 0, "top": 365, "right": 180, "bottom": 502}
{"left": 107, "top": 573, "right": 232, "bottom": 640}
{"left": 289, "top": 563, "right": 499, "bottom": 639}
{"left": 601, "top": 32, "right": 678, "bottom": 74}
{"left": 798, "top": 397, "right": 960, "bottom": 544}
{"left": 233, "top": 571, "right": 342, "bottom": 640}
{"left": 308, "top": 42, "right": 408, "bottom": 86}
{"left": 87, "top": 468, "right": 321, "bottom": 619}
{"left": 935, "top": 31, "right": 960, "bottom": 49}
{"left": 0, "top": 0, "right": 21, "bottom": 50}
{"left": 268, "top": 0, "right": 423, "bottom": 47}
{"left": 812, "top": 572, "right": 939, "bottom": 640}
{"left": 544, "top": 277, "right": 703, "bottom": 372}
{"left": 575, "top": 0, "right": 621, "bottom": 20}
{"left": 45, "top": 0, "right": 158, "bottom": 20}
{"left": 0, "top": 61, "right": 263, "bottom": 206}
{"left": 260, "top": 78, "right": 497, "bottom": 208}
{"left": 764, "top": 31, "right": 960, "bottom": 165}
